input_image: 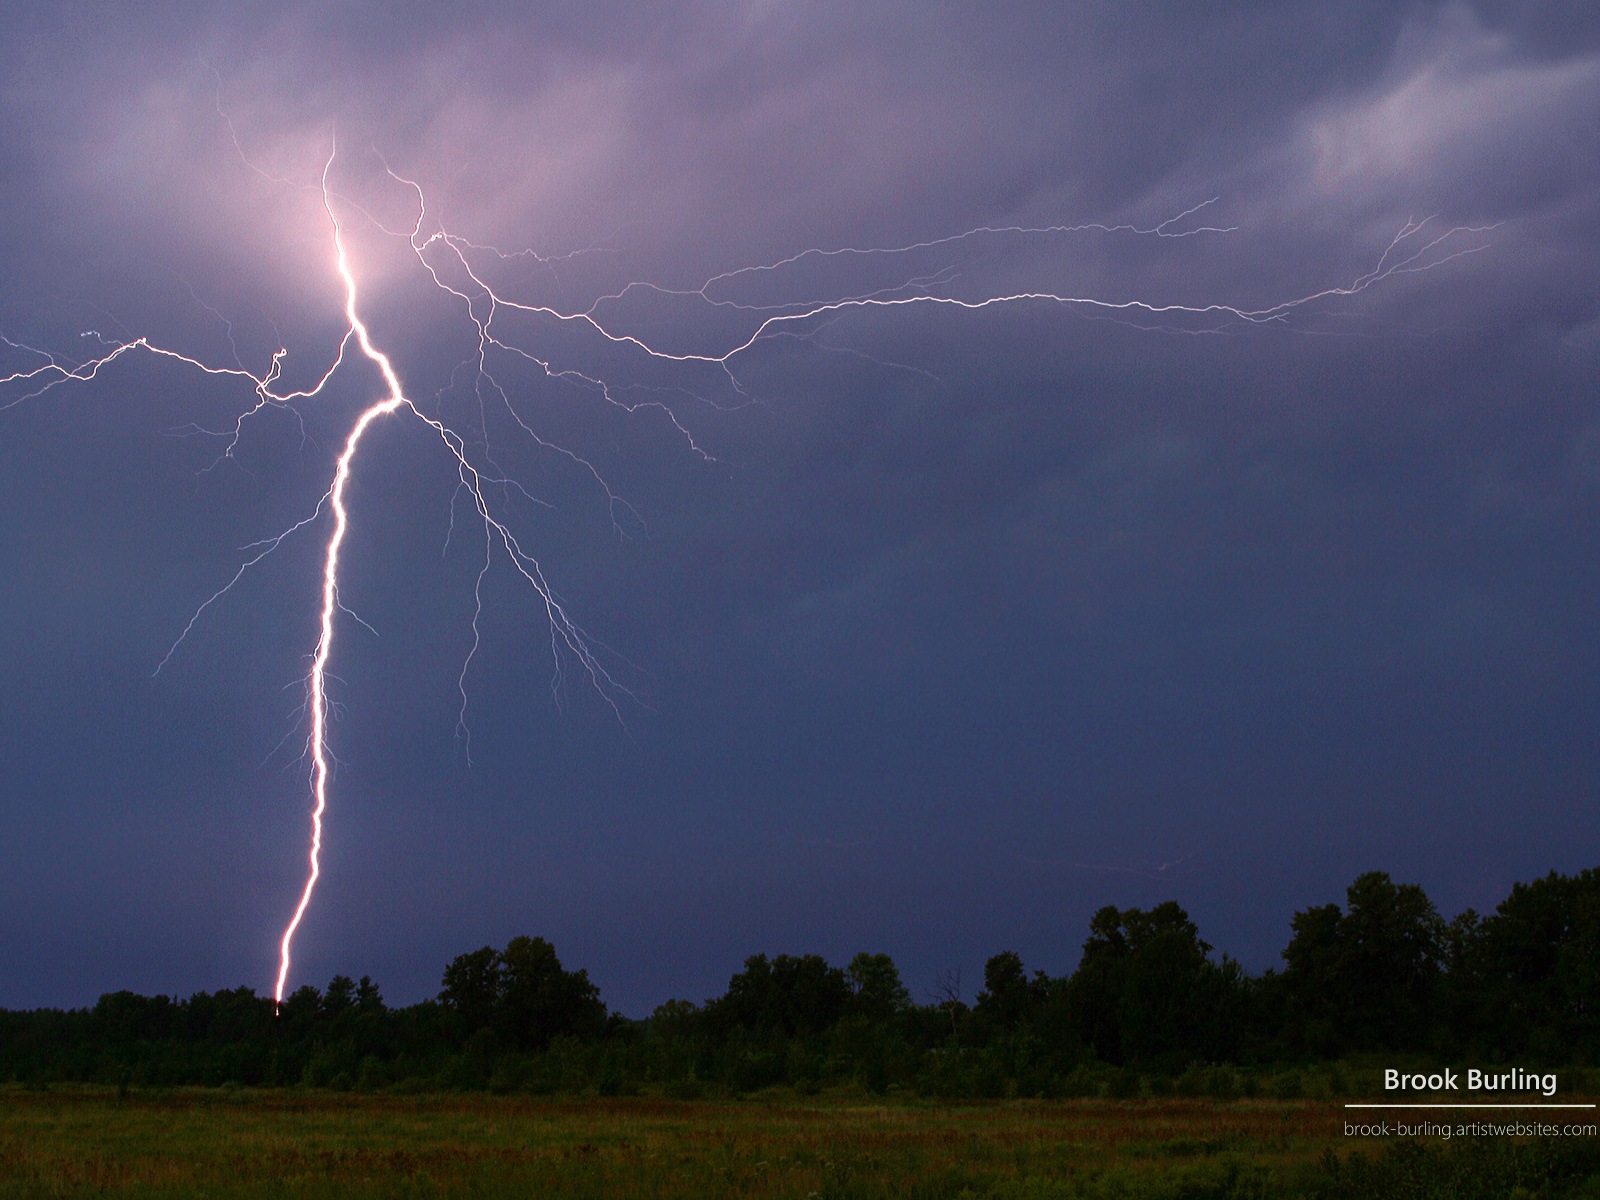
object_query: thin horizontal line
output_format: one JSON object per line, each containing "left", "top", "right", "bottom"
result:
{"left": 1343, "top": 1103, "right": 1596, "bottom": 1109}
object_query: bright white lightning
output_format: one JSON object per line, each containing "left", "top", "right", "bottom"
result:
{"left": 274, "top": 151, "right": 410, "bottom": 1005}
{"left": 0, "top": 135, "right": 1496, "bottom": 1006}
{"left": 275, "top": 150, "right": 634, "bottom": 1004}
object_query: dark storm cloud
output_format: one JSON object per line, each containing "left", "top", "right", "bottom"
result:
{"left": 1, "top": 2, "right": 1596, "bottom": 1011}
{"left": 10, "top": 4, "right": 1596, "bottom": 311}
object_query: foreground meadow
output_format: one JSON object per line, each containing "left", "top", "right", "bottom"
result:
{"left": 1, "top": 1086, "right": 1596, "bottom": 1199}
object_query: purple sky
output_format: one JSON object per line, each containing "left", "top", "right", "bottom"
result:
{"left": 1, "top": 1, "right": 1597, "bottom": 1015}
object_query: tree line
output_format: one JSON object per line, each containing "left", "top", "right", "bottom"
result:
{"left": 2, "top": 867, "right": 1596, "bottom": 1096}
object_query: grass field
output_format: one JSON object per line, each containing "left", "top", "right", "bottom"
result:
{"left": 1, "top": 1086, "right": 1596, "bottom": 1198}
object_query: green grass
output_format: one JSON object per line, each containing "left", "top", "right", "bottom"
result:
{"left": 1, "top": 1086, "right": 1594, "bottom": 1198}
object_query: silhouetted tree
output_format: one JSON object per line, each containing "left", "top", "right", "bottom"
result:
{"left": 323, "top": 976, "right": 357, "bottom": 1019}
{"left": 496, "top": 935, "right": 607, "bottom": 1050}
{"left": 275, "top": 985, "right": 323, "bottom": 1042}
{"left": 929, "top": 967, "right": 967, "bottom": 1041}
{"left": 649, "top": 998, "right": 702, "bottom": 1040}
{"left": 1120, "top": 905, "right": 1244, "bottom": 1066}
{"left": 1455, "top": 869, "right": 1600, "bottom": 1058}
{"left": 708, "top": 954, "right": 850, "bottom": 1038}
{"left": 846, "top": 953, "right": 911, "bottom": 1024}
{"left": 92, "top": 991, "right": 176, "bottom": 1045}
{"left": 355, "top": 976, "right": 384, "bottom": 1014}
{"left": 1067, "top": 902, "right": 1242, "bottom": 1067}
{"left": 438, "top": 946, "right": 502, "bottom": 1035}
{"left": 974, "top": 951, "right": 1039, "bottom": 1034}
{"left": 1068, "top": 906, "right": 1131, "bottom": 1062}
{"left": 8, "top": 865, "right": 1600, "bottom": 1092}
{"left": 1281, "top": 871, "right": 1444, "bottom": 1053}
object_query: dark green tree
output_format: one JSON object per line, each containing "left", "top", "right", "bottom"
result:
{"left": 1280, "top": 871, "right": 1444, "bottom": 1053}
{"left": 1067, "top": 902, "right": 1242, "bottom": 1067}
{"left": 709, "top": 954, "right": 850, "bottom": 1038}
{"left": 496, "top": 935, "right": 607, "bottom": 1050}
{"left": 438, "top": 946, "right": 503, "bottom": 1035}
{"left": 974, "top": 951, "right": 1039, "bottom": 1034}
{"left": 649, "top": 998, "right": 702, "bottom": 1040}
{"left": 846, "top": 952, "right": 911, "bottom": 1023}
{"left": 1456, "top": 869, "right": 1600, "bottom": 1058}
{"left": 1068, "top": 906, "right": 1130, "bottom": 1062}
{"left": 92, "top": 991, "right": 176, "bottom": 1045}
{"left": 323, "top": 976, "right": 357, "bottom": 1019}
{"left": 355, "top": 976, "right": 384, "bottom": 1014}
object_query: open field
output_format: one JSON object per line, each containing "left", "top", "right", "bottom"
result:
{"left": 3, "top": 1087, "right": 1599, "bottom": 1199}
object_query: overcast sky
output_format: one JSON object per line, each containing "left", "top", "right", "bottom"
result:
{"left": 1, "top": 1, "right": 1597, "bottom": 1014}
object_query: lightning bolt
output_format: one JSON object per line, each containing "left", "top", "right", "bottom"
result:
{"left": 274, "top": 148, "right": 408, "bottom": 1005}
{"left": 0, "top": 115, "right": 1497, "bottom": 1006}
{"left": 276, "top": 147, "right": 636, "bottom": 1004}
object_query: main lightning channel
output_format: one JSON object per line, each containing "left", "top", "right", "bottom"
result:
{"left": 273, "top": 150, "right": 636, "bottom": 1004}
{"left": 274, "top": 151, "right": 411, "bottom": 1006}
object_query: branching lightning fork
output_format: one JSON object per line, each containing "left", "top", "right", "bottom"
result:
{"left": 0, "top": 132, "right": 1495, "bottom": 1005}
